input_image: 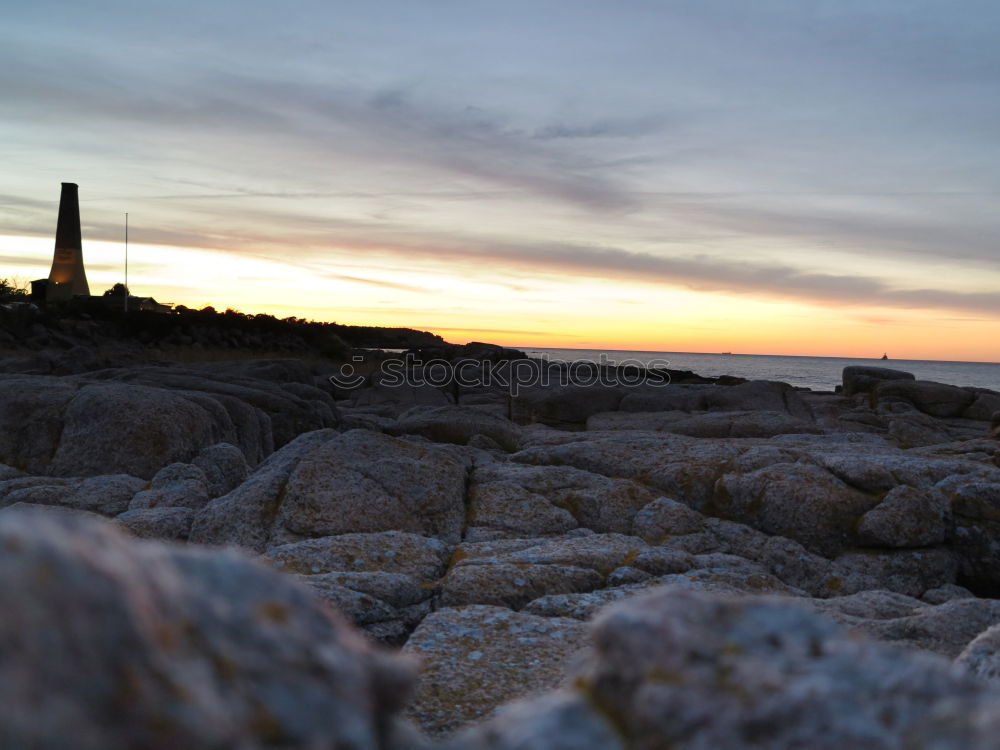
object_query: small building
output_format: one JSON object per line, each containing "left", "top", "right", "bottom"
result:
{"left": 129, "top": 296, "right": 173, "bottom": 314}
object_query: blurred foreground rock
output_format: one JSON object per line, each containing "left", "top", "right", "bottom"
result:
{"left": 0, "top": 509, "right": 417, "bottom": 750}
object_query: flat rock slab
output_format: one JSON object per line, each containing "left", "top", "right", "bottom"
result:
{"left": 441, "top": 533, "right": 651, "bottom": 608}
{"left": 265, "top": 530, "right": 451, "bottom": 582}
{"left": 403, "top": 605, "right": 588, "bottom": 737}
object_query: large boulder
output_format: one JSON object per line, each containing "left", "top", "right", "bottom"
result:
{"left": 618, "top": 386, "right": 709, "bottom": 413}
{"left": 0, "top": 359, "right": 344, "bottom": 478}
{"left": 192, "top": 442, "right": 250, "bottom": 497}
{"left": 0, "top": 375, "right": 77, "bottom": 474}
{"left": 0, "top": 508, "right": 416, "bottom": 749}
{"left": 831, "top": 548, "right": 958, "bottom": 599}
{"left": 192, "top": 429, "right": 468, "bottom": 551}
{"left": 657, "top": 410, "right": 821, "bottom": 438}
{"left": 128, "top": 462, "right": 211, "bottom": 511}
{"left": 702, "top": 380, "right": 814, "bottom": 418}
{"left": 49, "top": 382, "right": 241, "bottom": 478}
{"left": 273, "top": 429, "right": 467, "bottom": 544}
{"left": 85, "top": 362, "right": 339, "bottom": 451}
{"left": 632, "top": 496, "right": 958, "bottom": 599}
{"left": 388, "top": 405, "right": 523, "bottom": 452}
{"left": 349, "top": 374, "right": 453, "bottom": 418}
{"left": 263, "top": 532, "right": 450, "bottom": 645}
{"left": 190, "top": 429, "right": 340, "bottom": 552}
{"left": 963, "top": 389, "right": 1000, "bottom": 422}
{"left": 512, "top": 431, "right": 745, "bottom": 513}
{"left": 468, "top": 462, "right": 655, "bottom": 540}
{"left": 619, "top": 381, "right": 814, "bottom": 419}
{"left": 856, "top": 485, "right": 950, "bottom": 547}
{"left": 512, "top": 384, "right": 628, "bottom": 429}
{"left": 0, "top": 376, "right": 271, "bottom": 480}
{"left": 842, "top": 366, "right": 915, "bottom": 397}
{"left": 939, "top": 478, "right": 1000, "bottom": 594}
{"left": 513, "top": 428, "right": 1000, "bottom": 586}
{"left": 713, "top": 462, "right": 879, "bottom": 555}
{"left": 876, "top": 380, "right": 976, "bottom": 419}
{"left": 195, "top": 358, "right": 318, "bottom": 385}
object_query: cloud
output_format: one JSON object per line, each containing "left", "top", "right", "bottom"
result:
{"left": 532, "top": 114, "right": 671, "bottom": 141}
{"left": 654, "top": 197, "right": 1000, "bottom": 267}
{"left": 10, "top": 191, "right": 1000, "bottom": 319}
{"left": 321, "top": 273, "right": 426, "bottom": 293}
{"left": 4, "top": 0, "right": 1000, "bottom": 333}
{"left": 0, "top": 253, "right": 124, "bottom": 274}
{"left": 404, "top": 239, "right": 1000, "bottom": 316}
{"left": 0, "top": 42, "right": 640, "bottom": 213}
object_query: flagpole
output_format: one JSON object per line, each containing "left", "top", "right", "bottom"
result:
{"left": 124, "top": 212, "right": 128, "bottom": 313}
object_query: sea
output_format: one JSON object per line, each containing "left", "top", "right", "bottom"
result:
{"left": 521, "top": 348, "right": 1000, "bottom": 393}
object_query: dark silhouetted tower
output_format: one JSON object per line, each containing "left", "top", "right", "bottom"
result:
{"left": 47, "top": 182, "right": 90, "bottom": 300}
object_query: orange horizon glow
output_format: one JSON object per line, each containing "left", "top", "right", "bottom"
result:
{"left": 2, "top": 232, "right": 998, "bottom": 364}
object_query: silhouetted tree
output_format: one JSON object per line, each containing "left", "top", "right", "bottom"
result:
{"left": 0, "top": 278, "right": 29, "bottom": 303}
{"left": 102, "top": 283, "right": 129, "bottom": 297}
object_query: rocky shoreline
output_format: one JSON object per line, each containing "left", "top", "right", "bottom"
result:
{"left": 2, "top": 347, "right": 1000, "bottom": 748}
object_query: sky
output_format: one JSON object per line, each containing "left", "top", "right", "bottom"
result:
{"left": 2, "top": 0, "right": 999, "bottom": 360}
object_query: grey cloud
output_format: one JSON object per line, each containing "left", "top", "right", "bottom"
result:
{"left": 15, "top": 193, "right": 999, "bottom": 317}
{"left": 0, "top": 194, "right": 51, "bottom": 211}
{"left": 419, "top": 240, "right": 1000, "bottom": 315}
{"left": 0, "top": 253, "right": 124, "bottom": 274}
{"left": 532, "top": 114, "right": 671, "bottom": 140}
{"left": 0, "top": 44, "right": 639, "bottom": 213}
{"left": 633, "top": 195, "right": 1000, "bottom": 268}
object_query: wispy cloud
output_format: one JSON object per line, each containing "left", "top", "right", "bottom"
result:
{"left": 3, "top": 0, "right": 1000, "bottom": 346}
{"left": 0, "top": 41, "right": 641, "bottom": 213}
{"left": 322, "top": 273, "right": 426, "bottom": 293}
{"left": 8, "top": 194, "right": 1000, "bottom": 318}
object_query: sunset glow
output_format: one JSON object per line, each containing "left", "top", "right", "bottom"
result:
{"left": 3, "top": 2, "right": 999, "bottom": 361}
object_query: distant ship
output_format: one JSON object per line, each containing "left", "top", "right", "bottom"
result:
{"left": 881, "top": 353, "right": 889, "bottom": 360}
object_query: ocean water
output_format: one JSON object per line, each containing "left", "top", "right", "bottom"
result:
{"left": 522, "top": 348, "right": 1000, "bottom": 393}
